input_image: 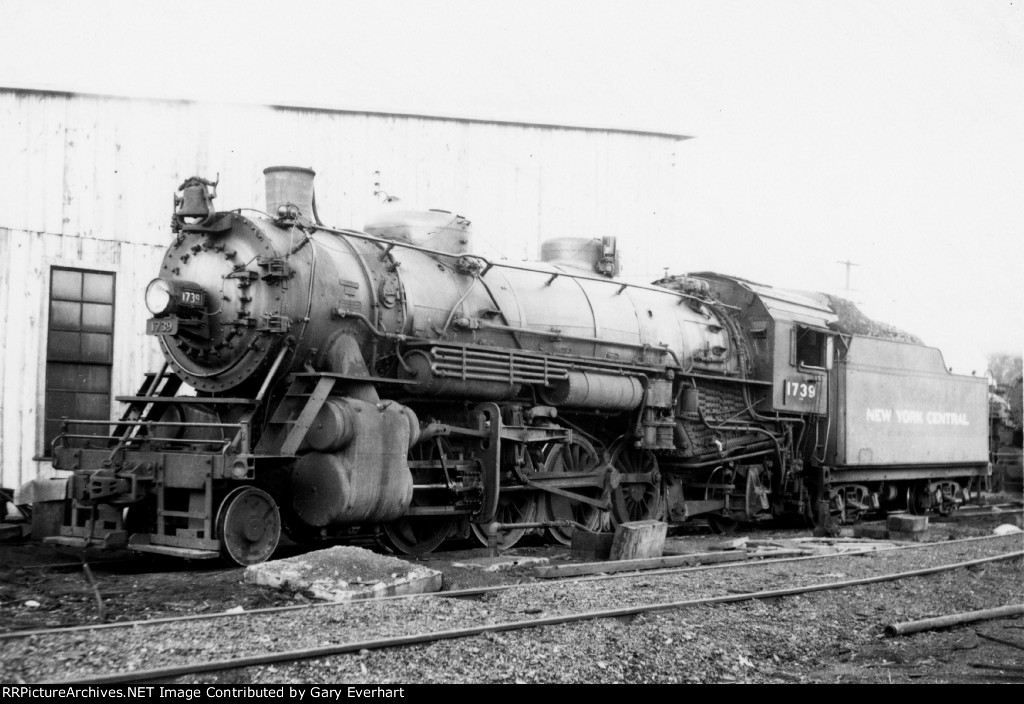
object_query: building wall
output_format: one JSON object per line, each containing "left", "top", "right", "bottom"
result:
{"left": 0, "top": 89, "right": 685, "bottom": 490}
{"left": 0, "top": 227, "right": 167, "bottom": 488}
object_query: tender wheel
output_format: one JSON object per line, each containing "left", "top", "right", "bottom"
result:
{"left": 909, "top": 481, "right": 961, "bottom": 516}
{"left": 383, "top": 438, "right": 457, "bottom": 556}
{"left": 609, "top": 441, "right": 664, "bottom": 527}
{"left": 471, "top": 448, "right": 539, "bottom": 550}
{"left": 216, "top": 486, "right": 282, "bottom": 566}
{"left": 543, "top": 436, "right": 610, "bottom": 545}
{"left": 908, "top": 483, "right": 930, "bottom": 515}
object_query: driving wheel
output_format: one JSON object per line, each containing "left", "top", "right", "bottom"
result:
{"left": 609, "top": 440, "right": 664, "bottom": 526}
{"left": 471, "top": 446, "right": 540, "bottom": 550}
{"left": 543, "top": 436, "right": 610, "bottom": 545}
{"left": 383, "top": 438, "right": 458, "bottom": 556}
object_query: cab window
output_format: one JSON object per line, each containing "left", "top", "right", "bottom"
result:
{"left": 793, "top": 327, "right": 833, "bottom": 370}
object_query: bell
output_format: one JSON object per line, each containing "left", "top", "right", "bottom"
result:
{"left": 179, "top": 183, "right": 211, "bottom": 217}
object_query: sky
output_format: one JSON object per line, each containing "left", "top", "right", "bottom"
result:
{"left": 2, "top": 0, "right": 1022, "bottom": 375}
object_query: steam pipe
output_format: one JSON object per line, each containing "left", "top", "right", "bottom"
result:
{"left": 331, "top": 309, "right": 408, "bottom": 342}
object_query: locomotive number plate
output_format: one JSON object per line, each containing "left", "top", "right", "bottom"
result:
{"left": 179, "top": 289, "right": 206, "bottom": 307}
{"left": 146, "top": 317, "right": 179, "bottom": 335}
{"left": 784, "top": 378, "right": 818, "bottom": 402}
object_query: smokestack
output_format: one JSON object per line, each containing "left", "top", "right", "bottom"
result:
{"left": 264, "top": 166, "right": 316, "bottom": 225}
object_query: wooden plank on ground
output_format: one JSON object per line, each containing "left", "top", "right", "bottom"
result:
{"left": 535, "top": 549, "right": 748, "bottom": 579}
{"left": 746, "top": 549, "right": 808, "bottom": 559}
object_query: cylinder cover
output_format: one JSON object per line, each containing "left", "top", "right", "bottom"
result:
{"left": 290, "top": 399, "right": 414, "bottom": 526}
{"left": 305, "top": 399, "right": 358, "bottom": 453}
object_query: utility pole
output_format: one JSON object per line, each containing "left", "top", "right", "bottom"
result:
{"left": 837, "top": 258, "right": 859, "bottom": 296}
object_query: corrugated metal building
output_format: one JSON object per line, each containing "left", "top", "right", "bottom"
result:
{"left": 0, "top": 87, "right": 688, "bottom": 491}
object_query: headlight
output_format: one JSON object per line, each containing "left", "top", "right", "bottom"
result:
{"left": 145, "top": 278, "right": 173, "bottom": 316}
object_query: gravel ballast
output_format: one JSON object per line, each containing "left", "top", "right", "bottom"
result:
{"left": 2, "top": 533, "right": 1021, "bottom": 684}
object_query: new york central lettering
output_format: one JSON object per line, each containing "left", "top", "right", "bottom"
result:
{"left": 865, "top": 408, "right": 892, "bottom": 422}
{"left": 895, "top": 409, "right": 924, "bottom": 424}
{"left": 865, "top": 408, "right": 969, "bottom": 426}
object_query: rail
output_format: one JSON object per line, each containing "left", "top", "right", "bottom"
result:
{"left": 4, "top": 533, "right": 1015, "bottom": 643}
{"left": 40, "top": 547, "right": 1024, "bottom": 685}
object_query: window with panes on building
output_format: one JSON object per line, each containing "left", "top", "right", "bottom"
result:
{"left": 43, "top": 267, "right": 115, "bottom": 454}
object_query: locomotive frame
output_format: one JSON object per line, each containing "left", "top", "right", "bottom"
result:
{"left": 45, "top": 167, "right": 991, "bottom": 564}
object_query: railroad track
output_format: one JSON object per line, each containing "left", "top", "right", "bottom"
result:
{"left": 949, "top": 506, "right": 1024, "bottom": 518}
{"left": 0, "top": 533, "right": 1013, "bottom": 642}
{"left": 4, "top": 534, "right": 1021, "bottom": 684}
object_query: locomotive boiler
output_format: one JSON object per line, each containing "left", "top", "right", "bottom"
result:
{"left": 46, "top": 167, "right": 991, "bottom": 564}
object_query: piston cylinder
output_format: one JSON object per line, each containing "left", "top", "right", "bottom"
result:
{"left": 290, "top": 399, "right": 415, "bottom": 526}
{"left": 305, "top": 399, "right": 357, "bottom": 453}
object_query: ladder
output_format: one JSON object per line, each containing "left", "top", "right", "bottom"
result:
{"left": 109, "top": 363, "right": 183, "bottom": 444}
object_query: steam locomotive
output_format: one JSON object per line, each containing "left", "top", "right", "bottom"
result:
{"left": 47, "top": 167, "right": 990, "bottom": 564}
{"left": 990, "top": 376, "right": 1023, "bottom": 493}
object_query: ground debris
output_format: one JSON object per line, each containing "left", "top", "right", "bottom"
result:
{"left": 1, "top": 519, "right": 1020, "bottom": 683}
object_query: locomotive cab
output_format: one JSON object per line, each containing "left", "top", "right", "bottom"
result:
{"left": 689, "top": 273, "right": 836, "bottom": 417}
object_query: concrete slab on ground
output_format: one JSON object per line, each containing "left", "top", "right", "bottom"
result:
{"left": 888, "top": 514, "right": 928, "bottom": 532}
{"left": 450, "top": 555, "right": 550, "bottom": 572}
{"left": 244, "top": 545, "right": 442, "bottom": 601}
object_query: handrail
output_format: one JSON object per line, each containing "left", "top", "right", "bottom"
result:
{"left": 114, "top": 396, "right": 258, "bottom": 404}
{"left": 310, "top": 223, "right": 739, "bottom": 309}
{"left": 57, "top": 434, "right": 232, "bottom": 447}
{"left": 58, "top": 419, "right": 244, "bottom": 429}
